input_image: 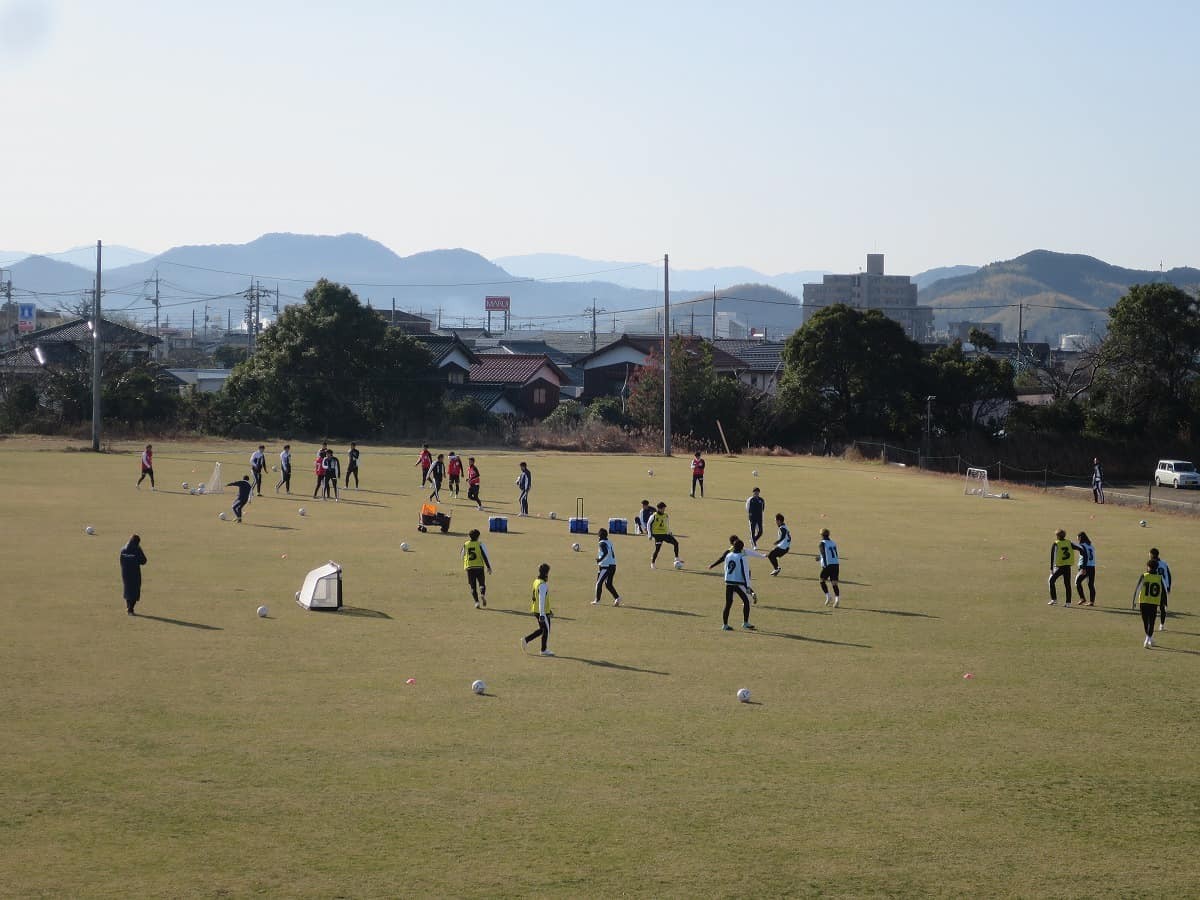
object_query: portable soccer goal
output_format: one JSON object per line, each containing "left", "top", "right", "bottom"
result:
{"left": 296, "top": 561, "right": 343, "bottom": 611}
{"left": 964, "top": 467, "right": 990, "bottom": 496}
{"left": 202, "top": 461, "right": 223, "bottom": 494}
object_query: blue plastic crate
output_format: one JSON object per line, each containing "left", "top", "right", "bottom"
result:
{"left": 488, "top": 516, "right": 508, "bottom": 533}
{"left": 608, "top": 518, "right": 628, "bottom": 534}
{"left": 568, "top": 517, "right": 589, "bottom": 534}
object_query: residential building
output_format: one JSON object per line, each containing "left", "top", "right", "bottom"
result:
{"left": 802, "top": 254, "right": 933, "bottom": 341}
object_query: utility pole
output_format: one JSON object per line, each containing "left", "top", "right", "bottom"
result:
{"left": 712, "top": 287, "right": 717, "bottom": 339}
{"left": 204, "top": 304, "right": 209, "bottom": 342}
{"left": 91, "top": 241, "right": 102, "bottom": 452}
{"left": 152, "top": 271, "right": 160, "bottom": 360}
{"left": 243, "top": 278, "right": 264, "bottom": 357}
{"left": 586, "top": 299, "right": 606, "bottom": 353}
{"left": 663, "top": 253, "right": 671, "bottom": 457}
{"left": 1017, "top": 302, "right": 1024, "bottom": 369}
{"left": 1, "top": 268, "right": 12, "bottom": 346}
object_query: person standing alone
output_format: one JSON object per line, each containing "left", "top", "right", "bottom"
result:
{"left": 767, "top": 513, "right": 791, "bottom": 576}
{"left": 515, "top": 461, "right": 532, "bottom": 517}
{"left": 1092, "top": 457, "right": 1105, "bottom": 504}
{"left": 746, "top": 487, "right": 765, "bottom": 548}
{"left": 119, "top": 534, "right": 147, "bottom": 616}
{"left": 818, "top": 528, "right": 841, "bottom": 607}
{"left": 521, "top": 563, "right": 555, "bottom": 657}
{"left": 690, "top": 450, "right": 706, "bottom": 498}
{"left": 345, "top": 442, "right": 361, "bottom": 489}
{"left": 467, "top": 457, "right": 483, "bottom": 510}
{"left": 461, "top": 528, "right": 493, "bottom": 609}
{"left": 250, "top": 444, "right": 266, "bottom": 496}
{"left": 136, "top": 444, "right": 155, "bottom": 490}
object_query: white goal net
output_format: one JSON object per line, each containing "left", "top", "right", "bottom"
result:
{"left": 964, "top": 467, "right": 989, "bottom": 496}
{"left": 202, "top": 462, "right": 224, "bottom": 494}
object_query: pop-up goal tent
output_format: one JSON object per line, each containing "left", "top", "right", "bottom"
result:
{"left": 296, "top": 561, "right": 343, "bottom": 611}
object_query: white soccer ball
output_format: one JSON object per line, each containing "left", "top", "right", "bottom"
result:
{"left": 752, "top": 470, "right": 759, "bottom": 477}
{"left": 673, "top": 559, "right": 684, "bottom": 569}
{"left": 736, "top": 688, "right": 751, "bottom": 703}
{"left": 181, "top": 482, "right": 189, "bottom": 490}
{"left": 400, "top": 542, "right": 410, "bottom": 551}
{"left": 571, "top": 542, "right": 581, "bottom": 552}
{"left": 197, "top": 484, "right": 206, "bottom": 494}
{"left": 84, "top": 525, "right": 95, "bottom": 535}
{"left": 471, "top": 679, "right": 486, "bottom": 695}
{"left": 298, "top": 507, "right": 307, "bottom": 516}
{"left": 272, "top": 465, "right": 278, "bottom": 472}
{"left": 218, "top": 512, "right": 227, "bottom": 521}
{"left": 1139, "top": 520, "right": 1147, "bottom": 527}
{"left": 256, "top": 605, "right": 269, "bottom": 618}
{"left": 549, "top": 511, "right": 557, "bottom": 520}
{"left": 647, "top": 468, "right": 654, "bottom": 476}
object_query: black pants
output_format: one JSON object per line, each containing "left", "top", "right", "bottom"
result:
{"left": 1140, "top": 603, "right": 1159, "bottom": 638}
{"left": 691, "top": 475, "right": 704, "bottom": 497}
{"left": 652, "top": 535, "right": 679, "bottom": 563}
{"left": 525, "top": 613, "right": 550, "bottom": 651}
{"left": 252, "top": 468, "right": 263, "bottom": 494}
{"left": 768, "top": 546, "right": 789, "bottom": 569}
{"left": 313, "top": 475, "right": 325, "bottom": 498}
{"left": 232, "top": 497, "right": 247, "bottom": 520}
{"left": 430, "top": 478, "right": 443, "bottom": 501}
{"left": 467, "top": 568, "right": 486, "bottom": 603}
{"left": 519, "top": 490, "right": 529, "bottom": 515}
{"left": 420, "top": 466, "right": 430, "bottom": 486}
{"left": 346, "top": 465, "right": 359, "bottom": 488}
{"left": 1048, "top": 566, "right": 1072, "bottom": 602}
{"left": 749, "top": 518, "right": 763, "bottom": 545}
{"left": 596, "top": 566, "right": 618, "bottom": 601}
{"left": 1160, "top": 592, "right": 1169, "bottom": 625}
{"left": 137, "top": 468, "right": 154, "bottom": 488}
{"left": 276, "top": 467, "right": 291, "bottom": 492}
{"left": 724, "top": 584, "right": 750, "bottom": 625}
{"left": 324, "top": 477, "right": 339, "bottom": 500}
{"left": 1092, "top": 483, "right": 1104, "bottom": 503}
{"left": 1074, "top": 567, "right": 1096, "bottom": 603}
{"left": 468, "top": 483, "right": 481, "bottom": 505}
{"left": 448, "top": 475, "right": 459, "bottom": 496}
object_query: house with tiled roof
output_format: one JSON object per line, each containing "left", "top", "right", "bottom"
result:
{"left": 0, "top": 317, "right": 159, "bottom": 377}
{"left": 416, "top": 334, "right": 479, "bottom": 387}
{"left": 464, "top": 354, "right": 566, "bottom": 419}
{"left": 713, "top": 339, "right": 787, "bottom": 395}
{"left": 574, "top": 334, "right": 744, "bottom": 401}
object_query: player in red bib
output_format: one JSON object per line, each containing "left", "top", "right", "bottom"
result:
{"left": 690, "top": 450, "right": 706, "bottom": 498}
{"left": 415, "top": 444, "right": 433, "bottom": 486}
{"left": 447, "top": 451, "right": 463, "bottom": 498}
{"left": 136, "top": 443, "right": 155, "bottom": 490}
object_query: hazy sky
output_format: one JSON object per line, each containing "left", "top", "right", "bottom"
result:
{"left": 4, "top": 0, "right": 1198, "bottom": 275}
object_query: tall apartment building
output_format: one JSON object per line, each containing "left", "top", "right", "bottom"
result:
{"left": 801, "top": 254, "right": 933, "bottom": 341}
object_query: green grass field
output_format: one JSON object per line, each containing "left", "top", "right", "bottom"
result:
{"left": 3, "top": 437, "right": 1198, "bottom": 898}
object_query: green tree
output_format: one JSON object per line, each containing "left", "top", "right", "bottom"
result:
{"left": 777, "top": 305, "right": 924, "bottom": 439}
{"left": 967, "top": 327, "right": 998, "bottom": 351}
{"left": 104, "top": 363, "right": 180, "bottom": 425}
{"left": 1085, "top": 283, "right": 1200, "bottom": 439}
{"left": 925, "top": 341, "right": 1015, "bottom": 434}
{"left": 222, "top": 279, "right": 438, "bottom": 435}
{"left": 212, "top": 345, "right": 248, "bottom": 368}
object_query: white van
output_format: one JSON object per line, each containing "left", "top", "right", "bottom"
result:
{"left": 1154, "top": 459, "right": 1200, "bottom": 489}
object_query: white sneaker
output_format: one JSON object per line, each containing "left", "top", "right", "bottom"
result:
{"left": 539, "top": 649, "right": 555, "bottom": 657}
{"left": 650, "top": 562, "right": 656, "bottom": 569}
{"left": 1144, "top": 637, "right": 1150, "bottom": 648}
{"left": 1159, "top": 622, "right": 1166, "bottom": 631}
{"left": 770, "top": 568, "right": 781, "bottom": 576}
{"left": 1047, "top": 599, "right": 1056, "bottom": 605}
{"left": 613, "top": 598, "right": 621, "bottom": 607}
{"left": 520, "top": 638, "right": 528, "bottom": 653}
{"left": 591, "top": 599, "right": 600, "bottom": 605}
{"left": 1147, "top": 636, "right": 1154, "bottom": 648}
{"left": 833, "top": 596, "right": 840, "bottom": 608}
{"left": 474, "top": 600, "right": 480, "bottom": 609}
{"left": 824, "top": 596, "right": 831, "bottom": 606}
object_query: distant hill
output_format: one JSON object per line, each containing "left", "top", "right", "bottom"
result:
{"left": 1, "top": 245, "right": 153, "bottom": 270}
{"left": 494, "top": 253, "right": 827, "bottom": 295}
{"left": 913, "top": 265, "right": 978, "bottom": 291}
{"left": 8, "top": 255, "right": 94, "bottom": 305}
{"left": 920, "top": 250, "right": 1200, "bottom": 343}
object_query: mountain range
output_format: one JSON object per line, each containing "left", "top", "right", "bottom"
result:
{"left": 5, "top": 234, "right": 1196, "bottom": 343}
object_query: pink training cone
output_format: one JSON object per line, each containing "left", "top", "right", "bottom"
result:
{"left": 963, "top": 673, "right": 974, "bottom": 679}
{"left": 405, "top": 678, "right": 416, "bottom": 685}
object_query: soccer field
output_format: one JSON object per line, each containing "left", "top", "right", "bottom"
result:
{"left": 2, "top": 437, "right": 1197, "bottom": 898}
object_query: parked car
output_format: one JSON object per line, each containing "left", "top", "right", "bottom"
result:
{"left": 1154, "top": 459, "right": 1200, "bottom": 489}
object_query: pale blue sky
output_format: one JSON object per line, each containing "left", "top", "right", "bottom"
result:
{"left": 3, "top": 0, "right": 1197, "bottom": 274}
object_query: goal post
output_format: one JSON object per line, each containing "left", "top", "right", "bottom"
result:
{"left": 964, "top": 467, "right": 989, "bottom": 496}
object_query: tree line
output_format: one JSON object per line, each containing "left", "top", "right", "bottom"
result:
{"left": 3, "top": 280, "right": 1197, "bottom": 468}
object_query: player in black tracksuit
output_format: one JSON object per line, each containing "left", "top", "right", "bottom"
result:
{"left": 746, "top": 488, "right": 765, "bottom": 548}
{"left": 119, "top": 534, "right": 147, "bottom": 616}
{"left": 228, "top": 475, "right": 253, "bottom": 523}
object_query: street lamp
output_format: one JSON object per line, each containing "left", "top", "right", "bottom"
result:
{"left": 924, "top": 395, "right": 937, "bottom": 468}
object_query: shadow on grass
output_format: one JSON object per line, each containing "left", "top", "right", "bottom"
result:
{"left": 1154, "top": 645, "right": 1200, "bottom": 657}
{"left": 621, "top": 604, "right": 705, "bottom": 618}
{"left": 757, "top": 604, "right": 829, "bottom": 616}
{"left": 338, "top": 607, "right": 392, "bottom": 620}
{"left": 558, "top": 656, "right": 669, "bottom": 675}
{"left": 755, "top": 629, "right": 871, "bottom": 649}
{"left": 852, "top": 607, "right": 939, "bottom": 619}
{"left": 135, "top": 614, "right": 222, "bottom": 631}
{"left": 248, "top": 523, "right": 297, "bottom": 531}
{"left": 1095, "top": 608, "right": 1140, "bottom": 617}
{"left": 490, "top": 609, "right": 576, "bottom": 622}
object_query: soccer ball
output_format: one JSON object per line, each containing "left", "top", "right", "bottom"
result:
{"left": 197, "top": 484, "right": 206, "bottom": 494}
{"left": 471, "top": 679, "right": 486, "bottom": 695}
{"left": 256, "top": 605, "right": 269, "bottom": 618}
{"left": 752, "top": 470, "right": 759, "bottom": 477}
{"left": 298, "top": 507, "right": 307, "bottom": 516}
{"left": 549, "top": 511, "right": 557, "bottom": 520}
{"left": 181, "top": 482, "right": 189, "bottom": 490}
{"left": 673, "top": 559, "right": 684, "bottom": 570}
{"left": 571, "top": 542, "right": 581, "bottom": 552}
{"left": 1000, "top": 492, "right": 1010, "bottom": 499}
{"left": 1139, "top": 520, "right": 1147, "bottom": 527}
{"left": 218, "top": 512, "right": 227, "bottom": 521}
{"left": 647, "top": 468, "right": 654, "bottom": 476}
{"left": 736, "top": 688, "right": 751, "bottom": 703}
{"left": 400, "top": 542, "right": 410, "bottom": 551}
{"left": 84, "top": 525, "right": 95, "bottom": 535}
{"left": 272, "top": 465, "right": 278, "bottom": 472}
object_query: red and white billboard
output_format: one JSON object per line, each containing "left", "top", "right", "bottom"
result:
{"left": 484, "top": 295, "right": 511, "bottom": 311}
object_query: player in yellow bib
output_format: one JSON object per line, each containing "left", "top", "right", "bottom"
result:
{"left": 1047, "top": 529, "right": 1074, "bottom": 606}
{"left": 649, "top": 502, "right": 682, "bottom": 569}
{"left": 520, "top": 563, "right": 554, "bottom": 657}
{"left": 1132, "top": 559, "right": 1165, "bottom": 648}
{"left": 460, "top": 529, "right": 493, "bottom": 609}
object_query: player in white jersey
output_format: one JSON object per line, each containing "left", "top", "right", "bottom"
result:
{"left": 593, "top": 528, "right": 621, "bottom": 606}
{"left": 250, "top": 445, "right": 266, "bottom": 496}
{"left": 720, "top": 538, "right": 756, "bottom": 631}
{"left": 1151, "top": 547, "right": 1172, "bottom": 630}
{"left": 767, "top": 513, "right": 791, "bottom": 575}
{"left": 818, "top": 528, "right": 841, "bottom": 607}
{"left": 275, "top": 444, "right": 292, "bottom": 493}
{"left": 1071, "top": 531, "right": 1097, "bottom": 606}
